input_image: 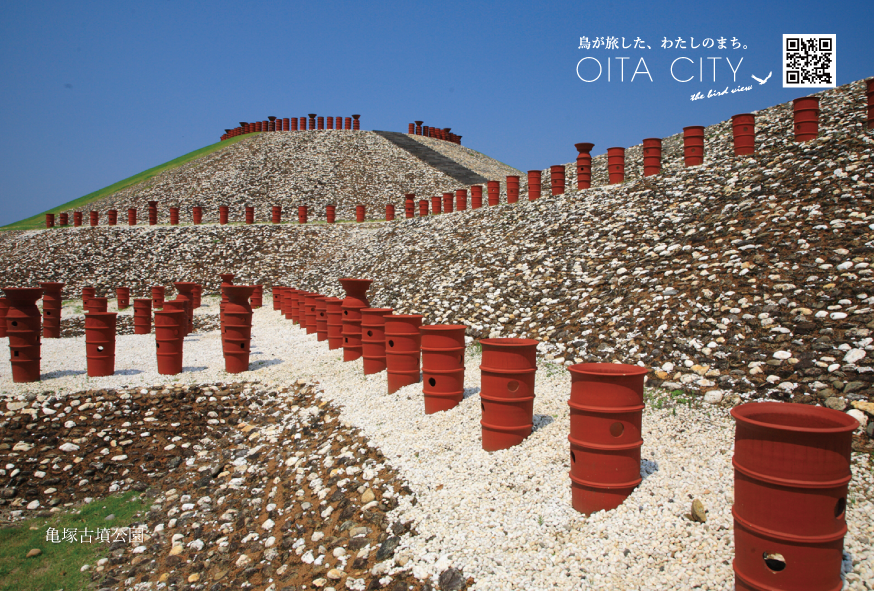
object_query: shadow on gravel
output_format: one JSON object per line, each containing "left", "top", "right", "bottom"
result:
{"left": 532, "top": 414, "right": 555, "bottom": 432}
{"left": 114, "top": 369, "right": 143, "bottom": 376}
{"left": 182, "top": 366, "right": 208, "bottom": 372}
{"left": 250, "top": 359, "right": 284, "bottom": 370}
{"left": 640, "top": 459, "right": 660, "bottom": 481}
{"left": 462, "top": 386, "right": 481, "bottom": 400}
{"left": 41, "top": 369, "right": 86, "bottom": 379}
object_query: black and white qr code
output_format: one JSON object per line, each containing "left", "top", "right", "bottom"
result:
{"left": 782, "top": 34, "right": 836, "bottom": 88}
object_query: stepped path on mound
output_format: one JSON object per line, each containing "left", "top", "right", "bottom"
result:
{"left": 372, "top": 131, "right": 490, "bottom": 186}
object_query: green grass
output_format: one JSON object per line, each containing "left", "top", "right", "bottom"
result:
{"left": 2, "top": 134, "right": 258, "bottom": 232}
{"left": 0, "top": 491, "right": 145, "bottom": 591}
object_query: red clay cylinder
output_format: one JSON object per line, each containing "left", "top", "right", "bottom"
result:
{"left": 421, "top": 325, "right": 466, "bottom": 414}
{"left": 317, "top": 116, "right": 324, "bottom": 130}
{"left": 154, "top": 309, "right": 185, "bottom": 375}
{"left": 271, "top": 206, "right": 282, "bottom": 224}
{"left": 314, "top": 296, "right": 329, "bottom": 341}
{"left": 82, "top": 286, "right": 95, "bottom": 310}
{"left": 431, "top": 195, "right": 442, "bottom": 214}
{"left": 0, "top": 298, "right": 7, "bottom": 338}
{"left": 283, "top": 118, "right": 290, "bottom": 131}
{"left": 223, "top": 285, "right": 255, "bottom": 374}
{"left": 219, "top": 273, "right": 234, "bottom": 329}
{"left": 298, "top": 206, "right": 308, "bottom": 224}
{"left": 471, "top": 186, "right": 483, "bottom": 209}
{"left": 219, "top": 206, "right": 229, "bottom": 225}
{"left": 567, "top": 363, "right": 648, "bottom": 515}
{"left": 419, "top": 199, "right": 429, "bottom": 217}
{"left": 148, "top": 201, "right": 158, "bottom": 226}
{"left": 575, "top": 143, "right": 594, "bottom": 189}
{"left": 326, "top": 117, "right": 334, "bottom": 130}
{"left": 683, "top": 126, "right": 705, "bottom": 166}
{"left": 45, "top": 213, "right": 55, "bottom": 228}
{"left": 116, "top": 287, "right": 130, "bottom": 310}
{"left": 272, "top": 286, "right": 284, "bottom": 311}
{"left": 527, "top": 170, "right": 541, "bottom": 201}
{"left": 283, "top": 288, "right": 297, "bottom": 322}
{"left": 479, "top": 338, "right": 538, "bottom": 451}
{"left": 88, "top": 297, "right": 108, "bottom": 313}
{"left": 386, "top": 204, "right": 395, "bottom": 221}
{"left": 405, "top": 194, "right": 415, "bottom": 218}
{"left": 251, "top": 285, "right": 263, "bottom": 309}
{"left": 607, "top": 148, "right": 626, "bottom": 184}
{"left": 326, "top": 205, "right": 336, "bottom": 224}
{"left": 85, "top": 312, "right": 117, "bottom": 377}
{"left": 291, "top": 118, "right": 298, "bottom": 131}
{"left": 506, "top": 176, "right": 520, "bottom": 203}
{"left": 361, "top": 308, "right": 393, "bottom": 375}
{"left": 39, "top": 282, "right": 64, "bottom": 339}
{"left": 300, "top": 117, "right": 308, "bottom": 130}
{"left": 107, "top": 210, "right": 117, "bottom": 225}
{"left": 193, "top": 206, "right": 202, "bottom": 225}
{"left": 151, "top": 286, "right": 165, "bottom": 310}
{"left": 163, "top": 300, "right": 188, "bottom": 337}
{"left": 731, "top": 114, "right": 756, "bottom": 156}
{"left": 345, "top": 117, "right": 352, "bottom": 130}
{"left": 356, "top": 205, "right": 365, "bottom": 223}
{"left": 295, "top": 291, "right": 308, "bottom": 327}
{"left": 408, "top": 123, "right": 415, "bottom": 134}
{"left": 59, "top": 213, "right": 68, "bottom": 226}
{"left": 385, "top": 314, "right": 423, "bottom": 393}
{"left": 730, "top": 402, "right": 857, "bottom": 591}
{"left": 192, "top": 284, "right": 202, "bottom": 309}
{"left": 442, "top": 192, "right": 453, "bottom": 213}
{"left": 133, "top": 298, "right": 151, "bottom": 334}
{"left": 340, "top": 278, "right": 372, "bottom": 362}
{"left": 173, "top": 282, "right": 197, "bottom": 334}
{"left": 867, "top": 79, "right": 874, "bottom": 129}
{"left": 303, "top": 293, "right": 320, "bottom": 335}
{"left": 550, "top": 165, "right": 565, "bottom": 196}
{"left": 642, "top": 139, "right": 662, "bottom": 177}
{"left": 245, "top": 206, "right": 254, "bottom": 224}
{"left": 352, "top": 114, "right": 360, "bottom": 130}
{"left": 326, "top": 297, "right": 344, "bottom": 350}
{"left": 487, "top": 181, "right": 500, "bottom": 206}
{"left": 3, "top": 287, "right": 43, "bottom": 382}
{"left": 455, "top": 189, "right": 467, "bottom": 211}
{"left": 415, "top": 121, "right": 423, "bottom": 135}
{"left": 169, "top": 207, "right": 179, "bottom": 225}
{"left": 89, "top": 211, "right": 99, "bottom": 227}
{"left": 74, "top": 212, "right": 82, "bottom": 227}
{"left": 793, "top": 96, "right": 820, "bottom": 142}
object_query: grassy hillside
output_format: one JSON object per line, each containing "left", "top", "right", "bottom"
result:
{"left": 1, "top": 133, "right": 257, "bottom": 231}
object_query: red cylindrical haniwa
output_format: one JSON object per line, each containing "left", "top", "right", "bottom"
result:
{"left": 219, "top": 273, "right": 234, "bottom": 329}
{"left": 415, "top": 121, "right": 423, "bottom": 135}
{"left": 455, "top": 189, "right": 467, "bottom": 211}
{"left": 45, "top": 213, "right": 55, "bottom": 228}
{"left": 440, "top": 192, "right": 452, "bottom": 213}
{"left": 0, "top": 297, "right": 7, "bottom": 338}
{"left": 251, "top": 285, "right": 262, "bottom": 309}
{"left": 268, "top": 120, "right": 275, "bottom": 132}
{"left": 575, "top": 143, "right": 594, "bottom": 189}
{"left": 430, "top": 195, "right": 442, "bottom": 214}
{"left": 107, "top": 209, "right": 117, "bottom": 225}
{"left": 163, "top": 300, "right": 188, "bottom": 337}
{"left": 303, "top": 293, "right": 320, "bottom": 335}
{"left": 356, "top": 205, "right": 365, "bottom": 222}
{"left": 272, "top": 286, "right": 284, "bottom": 311}
{"left": 168, "top": 207, "right": 178, "bottom": 225}
{"left": 326, "top": 205, "right": 336, "bottom": 224}
{"left": 607, "top": 148, "right": 626, "bottom": 184}
{"left": 550, "top": 165, "right": 565, "bottom": 196}
{"left": 730, "top": 402, "right": 858, "bottom": 591}
{"left": 154, "top": 309, "right": 185, "bottom": 375}
{"left": 487, "top": 180, "right": 500, "bottom": 206}
{"left": 731, "top": 114, "right": 756, "bottom": 156}
{"left": 255, "top": 121, "right": 262, "bottom": 132}
{"left": 418, "top": 199, "right": 429, "bottom": 217}
{"left": 89, "top": 211, "right": 99, "bottom": 227}
{"left": 340, "top": 278, "right": 372, "bottom": 361}
{"left": 291, "top": 118, "right": 298, "bottom": 131}
{"left": 326, "top": 116, "right": 334, "bottom": 130}
{"left": 39, "top": 282, "right": 64, "bottom": 339}
{"left": 192, "top": 206, "right": 202, "bottom": 225}
{"left": 385, "top": 314, "right": 423, "bottom": 393}
{"left": 527, "top": 170, "right": 541, "bottom": 201}
{"left": 148, "top": 201, "right": 158, "bottom": 226}
{"left": 345, "top": 116, "right": 352, "bottom": 130}
{"left": 85, "top": 312, "right": 117, "bottom": 377}
{"left": 192, "top": 284, "right": 202, "bottom": 309}
{"left": 642, "top": 139, "right": 662, "bottom": 176}
{"left": 116, "top": 287, "right": 130, "bottom": 310}
{"left": 283, "top": 287, "right": 297, "bottom": 322}
{"left": 308, "top": 114, "right": 317, "bottom": 129}
{"left": 88, "top": 297, "right": 108, "bottom": 313}
{"left": 386, "top": 204, "right": 395, "bottom": 221}
{"left": 317, "top": 116, "right": 324, "bottom": 130}
{"left": 271, "top": 205, "right": 282, "bottom": 224}
{"left": 151, "top": 285, "right": 165, "bottom": 310}
{"left": 361, "top": 308, "right": 393, "bottom": 375}
{"left": 298, "top": 206, "right": 308, "bottom": 224}
{"left": 423, "top": 125, "right": 430, "bottom": 137}
{"left": 133, "top": 298, "right": 151, "bottom": 334}
{"left": 421, "top": 325, "right": 466, "bottom": 414}
{"left": 471, "top": 186, "right": 483, "bottom": 209}
{"left": 408, "top": 123, "right": 415, "bottom": 134}
{"left": 479, "top": 338, "right": 539, "bottom": 451}
{"left": 219, "top": 205, "right": 229, "bottom": 225}
{"left": 352, "top": 114, "right": 360, "bottom": 130}
{"left": 506, "top": 176, "right": 520, "bottom": 203}
{"left": 567, "top": 363, "right": 648, "bottom": 514}
{"left": 3, "top": 287, "right": 43, "bottom": 382}
{"left": 405, "top": 194, "right": 415, "bottom": 218}
{"left": 299, "top": 117, "right": 306, "bottom": 130}
{"left": 81, "top": 286, "right": 95, "bottom": 311}
{"left": 296, "top": 291, "right": 310, "bottom": 327}
{"left": 867, "top": 78, "right": 874, "bottom": 129}
{"left": 326, "top": 297, "right": 344, "bottom": 350}
{"left": 245, "top": 206, "right": 254, "bottom": 224}
{"left": 74, "top": 212, "right": 83, "bottom": 227}
{"left": 223, "top": 285, "right": 255, "bottom": 373}
{"left": 173, "top": 282, "right": 197, "bottom": 334}
{"left": 314, "top": 296, "right": 329, "bottom": 341}
{"left": 59, "top": 213, "right": 68, "bottom": 226}
{"left": 283, "top": 118, "right": 290, "bottom": 131}
{"left": 793, "top": 96, "right": 820, "bottom": 142}
{"left": 683, "top": 126, "right": 705, "bottom": 166}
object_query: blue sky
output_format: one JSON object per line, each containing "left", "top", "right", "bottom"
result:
{"left": 0, "top": 0, "right": 871, "bottom": 226}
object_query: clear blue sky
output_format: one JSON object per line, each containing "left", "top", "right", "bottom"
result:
{"left": 0, "top": 0, "right": 871, "bottom": 226}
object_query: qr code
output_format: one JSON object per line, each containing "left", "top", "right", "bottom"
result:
{"left": 782, "top": 34, "right": 836, "bottom": 88}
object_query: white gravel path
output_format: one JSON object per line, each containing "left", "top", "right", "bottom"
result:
{"left": 1, "top": 297, "right": 872, "bottom": 590}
